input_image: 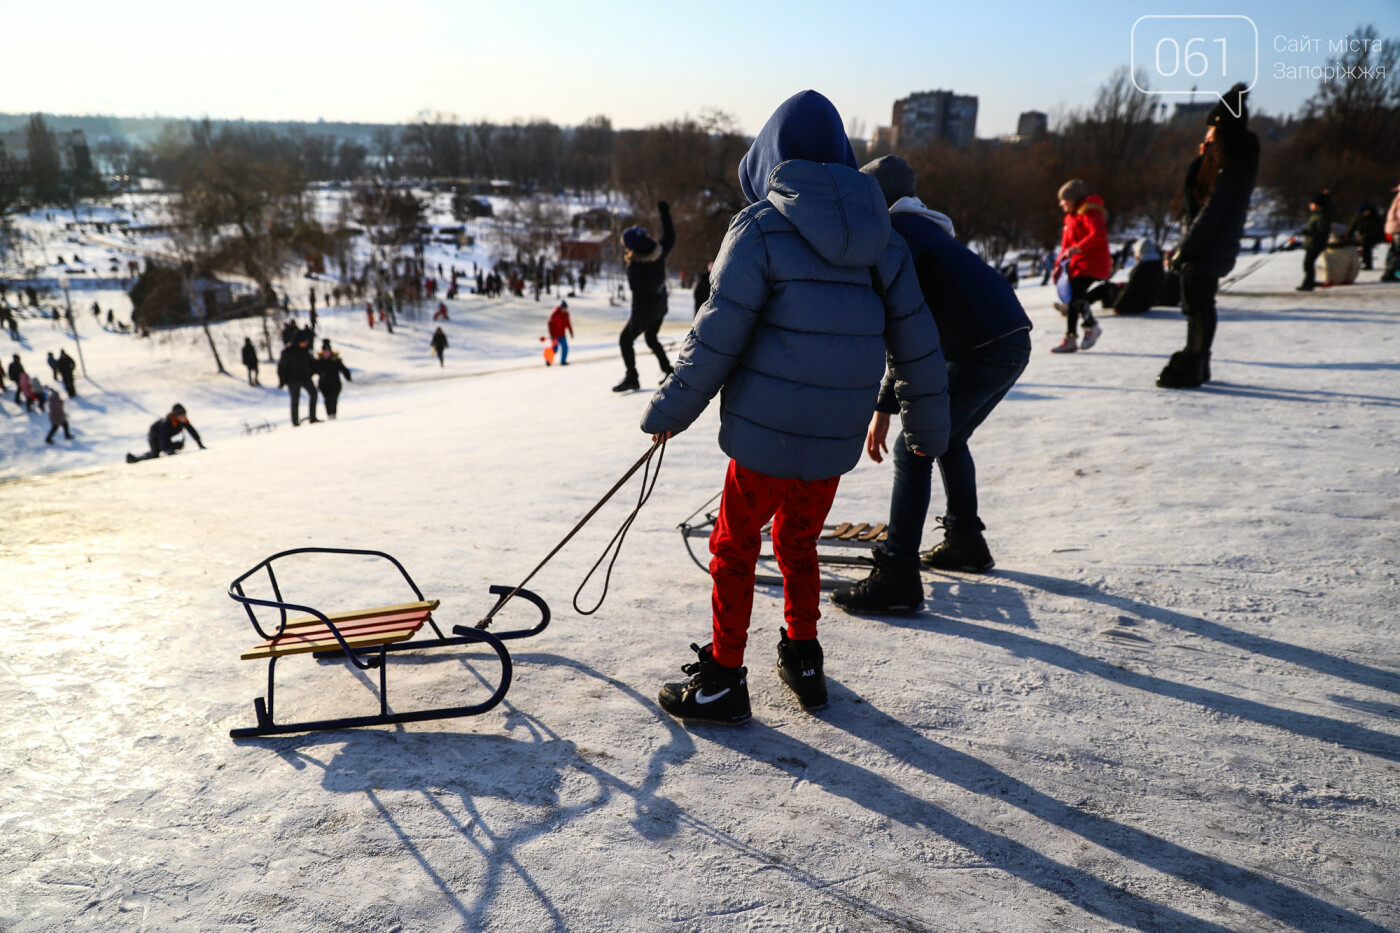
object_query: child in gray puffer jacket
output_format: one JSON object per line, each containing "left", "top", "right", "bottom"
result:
{"left": 640, "top": 89, "right": 950, "bottom": 726}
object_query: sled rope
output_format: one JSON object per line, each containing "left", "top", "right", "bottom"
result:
{"left": 476, "top": 436, "right": 666, "bottom": 629}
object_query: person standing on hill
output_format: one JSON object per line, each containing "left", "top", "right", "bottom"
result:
{"left": 430, "top": 326, "right": 448, "bottom": 367}
{"left": 55, "top": 350, "right": 77, "bottom": 397}
{"left": 1347, "top": 203, "right": 1384, "bottom": 271}
{"left": 1384, "top": 183, "right": 1400, "bottom": 283}
{"left": 1297, "top": 192, "right": 1332, "bottom": 291}
{"left": 831, "top": 155, "right": 1032, "bottom": 614}
{"left": 126, "top": 404, "right": 205, "bottom": 462}
{"left": 1050, "top": 179, "right": 1111, "bottom": 353}
{"left": 641, "top": 90, "right": 950, "bottom": 725}
{"left": 241, "top": 337, "right": 261, "bottom": 386}
{"left": 7, "top": 355, "right": 24, "bottom": 406}
{"left": 314, "top": 339, "right": 352, "bottom": 419}
{"left": 277, "top": 331, "right": 321, "bottom": 425}
{"left": 613, "top": 201, "right": 675, "bottom": 391}
{"left": 1160, "top": 83, "right": 1259, "bottom": 389}
{"left": 547, "top": 300, "right": 573, "bottom": 365}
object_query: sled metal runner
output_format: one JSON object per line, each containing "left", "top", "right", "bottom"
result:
{"left": 679, "top": 510, "right": 886, "bottom": 589}
{"left": 228, "top": 547, "right": 550, "bottom": 738}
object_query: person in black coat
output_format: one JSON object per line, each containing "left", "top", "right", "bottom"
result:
{"left": 241, "top": 337, "right": 260, "bottom": 386}
{"left": 1297, "top": 194, "right": 1331, "bottom": 291}
{"left": 692, "top": 262, "right": 712, "bottom": 317}
{"left": 613, "top": 201, "right": 675, "bottom": 391}
{"left": 277, "top": 331, "right": 320, "bottom": 425}
{"left": 314, "top": 339, "right": 352, "bottom": 418}
{"left": 430, "top": 327, "right": 448, "bottom": 366}
{"left": 1161, "top": 83, "right": 1259, "bottom": 389}
{"left": 833, "top": 155, "right": 1032, "bottom": 613}
{"left": 55, "top": 350, "right": 78, "bottom": 397}
{"left": 8, "top": 354, "right": 25, "bottom": 406}
{"left": 126, "top": 404, "right": 205, "bottom": 462}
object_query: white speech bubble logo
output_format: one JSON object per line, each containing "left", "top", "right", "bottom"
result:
{"left": 1131, "top": 15, "right": 1258, "bottom": 117}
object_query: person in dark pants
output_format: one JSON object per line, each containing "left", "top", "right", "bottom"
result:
{"left": 46, "top": 391, "right": 72, "bottom": 443}
{"left": 126, "top": 404, "right": 205, "bottom": 462}
{"left": 1297, "top": 192, "right": 1331, "bottom": 291}
{"left": 277, "top": 331, "right": 320, "bottom": 425}
{"left": 430, "top": 327, "right": 448, "bottom": 366}
{"left": 8, "top": 354, "right": 26, "bottom": 406}
{"left": 241, "top": 337, "right": 260, "bottom": 386}
{"left": 1346, "top": 203, "right": 1384, "bottom": 270}
{"left": 1160, "top": 83, "right": 1259, "bottom": 389}
{"left": 1385, "top": 183, "right": 1400, "bottom": 283}
{"left": 55, "top": 349, "right": 77, "bottom": 397}
{"left": 692, "top": 262, "right": 712, "bottom": 317}
{"left": 1050, "top": 179, "right": 1110, "bottom": 353}
{"left": 832, "top": 156, "right": 1032, "bottom": 614}
{"left": 613, "top": 201, "right": 676, "bottom": 391}
{"left": 314, "top": 339, "right": 352, "bottom": 418}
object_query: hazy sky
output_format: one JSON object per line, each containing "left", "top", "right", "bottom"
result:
{"left": 2, "top": 0, "right": 1397, "bottom": 135}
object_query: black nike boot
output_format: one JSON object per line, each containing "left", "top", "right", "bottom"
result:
{"left": 658, "top": 643, "right": 751, "bottom": 725}
{"left": 920, "top": 519, "right": 995, "bottom": 573}
{"left": 612, "top": 372, "right": 641, "bottom": 392}
{"left": 776, "top": 629, "right": 827, "bottom": 710}
{"left": 831, "top": 549, "right": 924, "bottom": 614}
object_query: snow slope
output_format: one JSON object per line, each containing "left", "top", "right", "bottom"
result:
{"left": 2, "top": 248, "right": 1398, "bottom": 932}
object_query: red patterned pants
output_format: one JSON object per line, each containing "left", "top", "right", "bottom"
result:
{"left": 708, "top": 460, "right": 840, "bottom": 668}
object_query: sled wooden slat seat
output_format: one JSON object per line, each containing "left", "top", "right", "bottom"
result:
{"left": 240, "top": 602, "right": 438, "bottom": 660}
{"left": 682, "top": 513, "right": 889, "bottom": 590}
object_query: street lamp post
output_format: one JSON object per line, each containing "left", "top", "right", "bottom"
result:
{"left": 62, "top": 279, "right": 88, "bottom": 378}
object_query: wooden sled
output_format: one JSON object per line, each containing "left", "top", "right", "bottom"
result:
{"left": 227, "top": 547, "right": 549, "bottom": 738}
{"left": 680, "top": 511, "right": 887, "bottom": 589}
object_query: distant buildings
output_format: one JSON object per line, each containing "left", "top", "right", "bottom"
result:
{"left": 1016, "top": 111, "right": 1048, "bottom": 139}
{"left": 888, "top": 90, "right": 979, "bottom": 149}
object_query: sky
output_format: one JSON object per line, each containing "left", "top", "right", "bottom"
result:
{"left": 2, "top": 0, "right": 1397, "bottom": 136}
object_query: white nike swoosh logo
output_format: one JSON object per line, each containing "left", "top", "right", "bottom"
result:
{"left": 694, "top": 687, "right": 730, "bottom": 704}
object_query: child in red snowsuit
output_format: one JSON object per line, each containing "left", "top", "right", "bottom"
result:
{"left": 1051, "top": 179, "right": 1112, "bottom": 353}
{"left": 547, "top": 301, "right": 573, "bottom": 365}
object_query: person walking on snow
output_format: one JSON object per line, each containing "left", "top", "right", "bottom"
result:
{"left": 277, "top": 331, "right": 321, "bottom": 425}
{"left": 126, "top": 404, "right": 205, "bottom": 462}
{"left": 613, "top": 202, "right": 676, "bottom": 391}
{"left": 1159, "top": 82, "right": 1258, "bottom": 389}
{"left": 55, "top": 350, "right": 77, "bottom": 397}
{"left": 430, "top": 327, "right": 448, "bottom": 366}
{"left": 640, "top": 90, "right": 950, "bottom": 726}
{"left": 830, "top": 155, "right": 1031, "bottom": 614}
{"left": 314, "top": 339, "right": 352, "bottom": 419}
{"left": 241, "top": 337, "right": 261, "bottom": 386}
{"left": 45, "top": 390, "right": 71, "bottom": 444}
{"left": 1050, "top": 179, "right": 1110, "bottom": 352}
{"left": 547, "top": 300, "right": 573, "bottom": 365}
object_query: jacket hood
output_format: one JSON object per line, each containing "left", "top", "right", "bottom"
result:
{"left": 739, "top": 90, "right": 857, "bottom": 204}
{"left": 1078, "top": 194, "right": 1105, "bottom": 214}
{"left": 765, "top": 160, "right": 892, "bottom": 267}
{"left": 889, "top": 196, "right": 956, "bottom": 238}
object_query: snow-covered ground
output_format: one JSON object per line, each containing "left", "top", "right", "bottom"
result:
{"left": 2, "top": 244, "right": 1398, "bottom": 932}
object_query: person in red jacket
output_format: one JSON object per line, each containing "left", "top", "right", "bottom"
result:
{"left": 1051, "top": 179, "right": 1111, "bottom": 353}
{"left": 547, "top": 300, "right": 573, "bottom": 366}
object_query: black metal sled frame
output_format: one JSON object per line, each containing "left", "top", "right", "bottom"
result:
{"left": 679, "top": 510, "right": 885, "bottom": 589}
{"left": 227, "top": 547, "right": 550, "bottom": 738}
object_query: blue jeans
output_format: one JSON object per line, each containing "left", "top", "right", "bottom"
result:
{"left": 879, "top": 332, "right": 1031, "bottom": 569}
{"left": 552, "top": 335, "right": 569, "bottom": 364}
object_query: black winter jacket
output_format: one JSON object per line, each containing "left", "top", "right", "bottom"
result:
{"left": 149, "top": 415, "right": 203, "bottom": 453}
{"left": 277, "top": 344, "right": 315, "bottom": 384}
{"left": 1175, "top": 132, "right": 1260, "bottom": 278}
{"left": 314, "top": 353, "right": 351, "bottom": 391}
{"left": 626, "top": 205, "right": 675, "bottom": 318}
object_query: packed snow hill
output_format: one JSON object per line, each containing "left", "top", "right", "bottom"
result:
{"left": 2, "top": 243, "right": 1398, "bottom": 931}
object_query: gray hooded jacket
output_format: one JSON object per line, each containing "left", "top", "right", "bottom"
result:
{"left": 640, "top": 159, "right": 949, "bottom": 480}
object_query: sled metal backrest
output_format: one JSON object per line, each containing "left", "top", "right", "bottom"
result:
{"left": 228, "top": 547, "right": 427, "bottom": 641}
